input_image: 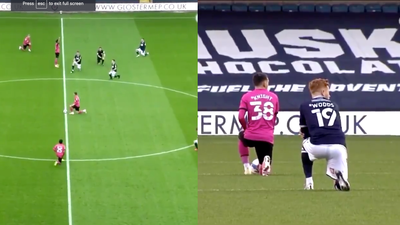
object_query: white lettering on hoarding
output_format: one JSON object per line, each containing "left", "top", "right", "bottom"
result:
{"left": 198, "top": 83, "right": 400, "bottom": 93}
{"left": 197, "top": 111, "right": 400, "bottom": 136}
{"left": 198, "top": 28, "right": 400, "bottom": 75}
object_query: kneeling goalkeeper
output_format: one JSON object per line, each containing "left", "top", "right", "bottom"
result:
{"left": 97, "top": 47, "right": 105, "bottom": 65}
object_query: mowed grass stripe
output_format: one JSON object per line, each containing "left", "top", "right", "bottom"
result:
{"left": 0, "top": 19, "right": 69, "bottom": 225}
{"left": 58, "top": 17, "right": 195, "bottom": 225}
{"left": 134, "top": 17, "right": 198, "bottom": 225}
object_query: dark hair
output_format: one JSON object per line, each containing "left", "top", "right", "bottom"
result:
{"left": 55, "top": 39, "right": 58, "bottom": 43}
{"left": 74, "top": 92, "right": 77, "bottom": 95}
{"left": 252, "top": 72, "right": 268, "bottom": 87}
{"left": 59, "top": 139, "right": 63, "bottom": 144}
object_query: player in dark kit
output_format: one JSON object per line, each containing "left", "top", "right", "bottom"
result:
{"left": 71, "top": 51, "right": 82, "bottom": 73}
{"left": 97, "top": 47, "right": 105, "bottom": 65}
{"left": 136, "top": 38, "right": 149, "bottom": 57}
{"left": 109, "top": 59, "right": 120, "bottom": 79}
{"left": 299, "top": 78, "right": 350, "bottom": 191}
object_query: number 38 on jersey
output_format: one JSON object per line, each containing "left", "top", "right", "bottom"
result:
{"left": 250, "top": 101, "right": 275, "bottom": 121}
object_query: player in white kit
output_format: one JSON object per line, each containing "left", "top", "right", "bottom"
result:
{"left": 299, "top": 78, "right": 350, "bottom": 191}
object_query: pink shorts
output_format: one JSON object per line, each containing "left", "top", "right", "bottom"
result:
{"left": 56, "top": 154, "right": 64, "bottom": 158}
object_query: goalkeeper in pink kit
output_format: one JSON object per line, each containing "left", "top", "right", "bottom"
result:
{"left": 237, "top": 72, "right": 279, "bottom": 176}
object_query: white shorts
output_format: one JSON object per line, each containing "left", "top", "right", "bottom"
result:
{"left": 136, "top": 48, "right": 145, "bottom": 56}
{"left": 73, "top": 61, "right": 81, "bottom": 69}
{"left": 109, "top": 71, "right": 116, "bottom": 77}
{"left": 302, "top": 138, "right": 348, "bottom": 180}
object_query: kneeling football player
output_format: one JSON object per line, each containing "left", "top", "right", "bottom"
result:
{"left": 109, "top": 59, "right": 120, "bottom": 79}
{"left": 97, "top": 47, "right": 105, "bottom": 65}
{"left": 71, "top": 51, "right": 82, "bottom": 73}
{"left": 53, "top": 139, "right": 66, "bottom": 166}
{"left": 194, "top": 139, "right": 198, "bottom": 151}
{"left": 136, "top": 38, "right": 149, "bottom": 57}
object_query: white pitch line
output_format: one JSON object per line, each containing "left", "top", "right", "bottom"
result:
{"left": 0, "top": 144, "right": 192, "bottom": 162}
{"left": 60, "top": 17, "right": 73, "bottom": 225}
{"left": 0, "top": 77, "right": 197, "bottom": 99}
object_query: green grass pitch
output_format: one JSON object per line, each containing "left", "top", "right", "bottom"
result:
{"left": 0, "top": 12, "right": 197, "bottom": 225}
{"left": 198, "top": 136, "right": 400, "bottom": 225}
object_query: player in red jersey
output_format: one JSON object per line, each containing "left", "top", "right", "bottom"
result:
{"left": 55, "top": 38, "right": 60, "bottom": 68}
{"left": 53, "top": 139, "right": 66, "bottom": 166}
{"left": 69, "top": 92, "right": 87, "bottom": 115}
{"left": 19, "top": 34, "right": 31, "bottom": 52}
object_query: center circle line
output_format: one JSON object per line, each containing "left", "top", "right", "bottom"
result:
{"left": 0, "top": 77, "right": 196, "bottom": 162}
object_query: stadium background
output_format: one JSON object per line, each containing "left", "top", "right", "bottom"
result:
{"left": 197, "top": 1, "right": 400, "bottom": 225}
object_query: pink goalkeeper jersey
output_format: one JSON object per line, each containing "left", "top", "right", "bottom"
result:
{"left": 239, "top": 89, "right": 279, "bottom": 144}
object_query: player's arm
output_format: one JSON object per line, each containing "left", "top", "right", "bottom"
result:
{"left": 238, "top": 96, "right": 248, "bottom": 130}
{"left": 275, "top": 95, "right": 280, "bottom": 116}
{"left": 299, "top": 104, "right": 308, "bottom": 137}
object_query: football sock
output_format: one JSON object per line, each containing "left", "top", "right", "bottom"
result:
{"left": 71, "top": 65, "right": 74, "bottom": 71}
{"left": 109, "top": 74, "right": 112, "bottom": 79}
{"left": 238, "top": 140, "right": 249, "bottom": 164}
{"left": 58, "top": 157, "right": 62, "bottom": 163}
{"left": 101, "top": 59, "right": 104, "bottom": 65}
{"left": 55, "top": 59, "right": 58, "bottom": 65}
{"left": 301, "top": 152, "right": 313, "bottom": 178}
{"left": 265, "top": 147, "right": 273, "bottom": 165}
